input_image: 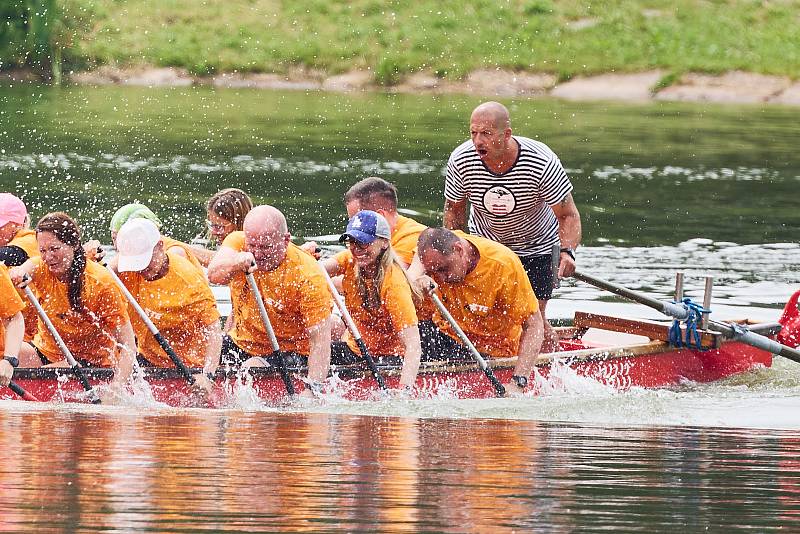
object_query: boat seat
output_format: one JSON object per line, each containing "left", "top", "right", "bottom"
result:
{"left": 572, "top": 311, "right": 723, "bottom": 349}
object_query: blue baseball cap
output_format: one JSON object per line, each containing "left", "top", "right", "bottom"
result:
{"left": 339, "top": 210, "right": 391, "bottom": 244}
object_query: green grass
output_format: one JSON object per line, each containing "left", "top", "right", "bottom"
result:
{"left": 4, "top": 0, "right": 800, "bottom": 82}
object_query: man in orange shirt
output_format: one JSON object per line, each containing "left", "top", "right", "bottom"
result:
{"left": 113, "top": 219, "right": 222, "bottom": 393}
{"left": 413, "top": 227, "right": 544, "bottom": 395}
{"left": 207, "top": 205, "right": 333, "bottom": 397}
{"left": 0, "top": 264, "right": 25, "bottom": 387}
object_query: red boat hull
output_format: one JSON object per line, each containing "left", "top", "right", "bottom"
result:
{"left": 1, "top": 338, "right": 772, "bottom": 406}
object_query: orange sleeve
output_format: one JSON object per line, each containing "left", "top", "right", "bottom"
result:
{"left": 498, "top": 260, "right": 539, "bottom": 323}
{"left": 88, "top": 280, "right": 130, "bottom": 331}
{"left": 334, "top": 250, "right": 351, "bottom": 273}
{"left": 221, "top": 231, "right": 245, "bottom": 252}
{"left": 298, "top": 263, "right": 331, "bottom": 329}
{"left": 0, "top": 266, "right": 24, "bottom": 319}
{"left": 381, "top": 266, "right": 417, "bottom": 331}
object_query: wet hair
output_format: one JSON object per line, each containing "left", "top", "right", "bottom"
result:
{"left": 343, "top": 177, "right": 398, "bottom": 212}
{"left": 36, "top": 212, "right": 85, "bottom": 312}
{"left": 206, "top": 188, "right": 253, "bottom": 232}
{"left": 417, "top": 227, "right": 460, "bottom": 256}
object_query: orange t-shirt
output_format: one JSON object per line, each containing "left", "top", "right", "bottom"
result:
{"left": 336, "top": 251, "right": 418, "bottom": 356}
{"left": 32, "top": 259, "right": 130, "bottom": 366}
{"left": 391, "top": 215, "right": 427, "bottom": 266}
{"left": 223, "top": 232, "right": 331, "bottom": 356}
{"left": 162, "top": 236, "right": 204, "bottom": 272}
{"left": 118, "top": 251, "right": 220, "bottom": 367}
{"left": 0, "top": 264, "right": 25, "bottom": 355}
{"left": 433, "top": 232, "right": 539, "bottom": 358}
{"left": 9, "top": 228, "right": 39, "bottom": 341}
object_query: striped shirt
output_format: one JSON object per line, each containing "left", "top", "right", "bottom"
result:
{"left": 445, "top": 136, "right": 573, "bottom": 256}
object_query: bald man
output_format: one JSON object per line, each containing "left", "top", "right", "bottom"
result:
{"left": 442, "top": 101, "right": 581, "bottom": 352}
{"left": 207, "top": 205, "right": 333, "bottom": 396}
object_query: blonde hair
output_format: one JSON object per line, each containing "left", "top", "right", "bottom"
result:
{"left": 355, "top": 239, "right": 420, "bottom": 309}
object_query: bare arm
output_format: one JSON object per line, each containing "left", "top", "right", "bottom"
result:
{"left": 201, "top": 318, "right": 223, "bottom": 376}
{"left": 443, "top": 198, "right": 468, "bottom": 230}
{"left": 186, "top": 244, "right": 215, "bottom": 268}
{"left": 110, "top": 320, "right": 137, "bottom": 387}
{"left": 320, "top": 257, "right": 344, "bottom": 278}
{"left": 550, "top": 193, "right": 582, "bottom": 278}
{"left": 397, "top": 325, "right": 422, "bottom": 389}
{"left": 306, "top": 317, "right": 332, "bottom": 384}
{"left": 207, "top": 246, "right": 253, "bottom": 285}
{"left": 512, "top": 312, "right": 544, "bottom": 382}
{"left": 0, "top": 311, "right": 24, "bottom": 385}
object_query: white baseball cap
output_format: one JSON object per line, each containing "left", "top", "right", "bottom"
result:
{"left": 116, "top": 218, "right": 161, "bottom": 272}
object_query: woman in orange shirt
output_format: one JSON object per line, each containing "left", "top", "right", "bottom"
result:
{"left": 321, "top": 210, "right": 421, "bottom": 390}
{"left": 12, "top": 213, "right": 137, "bottom": 393}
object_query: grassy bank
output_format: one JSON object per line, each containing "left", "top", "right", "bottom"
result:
{"left": 3, "top": 0, "right": 800, "bottom": 83}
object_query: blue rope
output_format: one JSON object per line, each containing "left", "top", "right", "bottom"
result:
{"left": 668, "top": 298, "right": 711, "bottom": 350}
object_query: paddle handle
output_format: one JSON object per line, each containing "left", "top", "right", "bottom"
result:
{"left": 105, "top": 267, "right": 196, "bottom": 385}
{"left": 8, "top": 380, "right": 39, "bottom": 401}
{"left": 245, "top": 271, "right": 295, "bottom": 396}
{"left": 23, "top": 285, "right": 100, "bottom": 403}
{"left": 572, "top": 270, "right": 800, "bottom": 363}
{"left": 429, "top": 292, "right": 506, "bottom": 397}
{"left": 318, "top": 264, "right": 387, "bottom": 390}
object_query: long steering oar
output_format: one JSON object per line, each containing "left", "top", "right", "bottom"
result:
{"left": 318, "top": 264, "right": 387, "bottom": 391}
{"left": 428, "top": 291, "right": 506, "bottom": 397}
{"left": 245, "top": 270, "right": 295, "bottom": 396}
{"left": 22, "top": 285, "right": 101, "bottom": 403}
{"left": 572, "top": 270, "right": 800, "bottom": 364}
{"left": 103, "top": 265, "right": 197, "bottom": 386}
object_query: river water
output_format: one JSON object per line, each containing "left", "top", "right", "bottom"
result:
{"left": 1, "top": 85, "right": 799, "bottom": 531}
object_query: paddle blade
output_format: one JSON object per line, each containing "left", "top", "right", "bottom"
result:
{"left": 778, "top": 290, "right": 800, "bottom": 348}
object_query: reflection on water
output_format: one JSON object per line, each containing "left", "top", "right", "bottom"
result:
{"left": 1, "top": 409, "right": 799, "bottom": 532}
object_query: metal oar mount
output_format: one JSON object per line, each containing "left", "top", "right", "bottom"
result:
{"left": 572, "top": 270, "right": 800, "bottom": 364}
{"left": 318, "top": 263, "right": 387, "bottom": 391}
{"left": 104, "top": 265, "right": 197, "bottom": 386}
{"left": 428, "top": 292, "right": 507, "bottom": 397}
{"left": 22, "top": 285, "right": 101, "bottom": 403}
{"left": 245, "top": 270, "right": 296, "bottom": 396}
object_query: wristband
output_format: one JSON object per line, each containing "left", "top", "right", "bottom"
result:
{"left": 560, "top": 247, "right": 576, "bottom": 261}
{"left": 3, "top": 356, "right": 19, "bottom": 368}
{"left": 512, "top": 375, "right": 528, "bottom": 389}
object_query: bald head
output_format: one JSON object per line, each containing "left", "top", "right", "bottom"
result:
{"left": 244, "top": 205, "right": 288, "bottom": 236}
{"left": 243, "top": 205, "right": 290, "bottom": 271}
{"left": 471, "top": 101, "right": 511, "bottom": 130}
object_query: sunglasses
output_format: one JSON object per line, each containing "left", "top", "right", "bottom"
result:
{"left": 344, "top": 237, "right": 371, "bottom": 249}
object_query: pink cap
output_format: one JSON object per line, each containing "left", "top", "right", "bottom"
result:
{"left": 0, "top": 194, "right": 27, "bottom": 227}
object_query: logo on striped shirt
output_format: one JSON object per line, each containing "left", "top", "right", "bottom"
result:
{"left": 482, "top": 186, "right": 516, "bottom": 216}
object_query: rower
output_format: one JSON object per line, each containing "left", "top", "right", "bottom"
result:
{"left": 320, "top": 210, "right": 422, "bottom": 390}
{"left": 101, "top": 203, "right": 205, "bottom": 272}
{"left": 112, "top": 218, "right": 222, "bottom": 394}
{"left": 10, "top": 212, "right": 137, "bottom": 400}
{"left": 0, "top": 263, "right": 25, "bottom": 388}
{"left": 412, "top": 227, "right": 544, "bottom": 395}
{"left": 0, "top": 193, "right": 40, "bottom": 344}
{"left": 207, "top": 205, "right": 333, "bottom": 398}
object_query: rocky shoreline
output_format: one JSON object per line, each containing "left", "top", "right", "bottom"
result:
{"left": 2, "top": 66, "right": 799, "bottom": 106}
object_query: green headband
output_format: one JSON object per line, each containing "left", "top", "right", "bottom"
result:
{"left": 109, "top": 203, "right": 162, "bottom": 233}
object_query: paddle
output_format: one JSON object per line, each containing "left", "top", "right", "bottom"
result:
{"left": 245, "top": 270, "right": 296, "bottom": 396}
{"left": 318, "top": 263, "right": 387, "bottom": 391}
{"left": 103, "top": 265, "right": 198, "bottom": 386}
{"left": 428, "top": 291, "right": 506, "bottom": 397}
{"left": 572, "top": 270, "right": 800, "bottom": 364}
{"left": 22, "top": 285, "right": 101, "bottom": 403}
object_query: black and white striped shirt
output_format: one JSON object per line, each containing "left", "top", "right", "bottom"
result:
{"left": 445, "top": 136, "right": 573, "bottom": 256}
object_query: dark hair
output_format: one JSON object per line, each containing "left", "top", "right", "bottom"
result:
{"left": 343, "top": 177, "right": 398, "bottom": 212}
{"left": 36, "top": 212, "right": 86, "bottom": 312}
{"left": 417, "top": 227, "right": 460, "bottom": 256}
{"left": 206, "top": 188, "right": 253, "bottom": 231}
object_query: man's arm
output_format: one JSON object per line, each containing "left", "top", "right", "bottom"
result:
{"left": 306, "top": 317, "right": 332, "bottom": 384}
{"left": 551, "top": 193, "right": 582, "bottom": 278}
{"left": 443, "top": 198, "right": 467, "bottom": 231}
{"left": 207, "top": 246, "right": 252, "bottom": 285}
{"left": 508, "top": 312, "right": 544, "bottom": 392}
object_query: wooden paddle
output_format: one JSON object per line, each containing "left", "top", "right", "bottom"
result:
{"left": 22, "top": 285, "right": 101, "bottom": 403}
{"left": 245, "top": 270, "right": 296, "bottom": 396}
{"left": 103, "top": 265, "right": 199, "bottom": 387}
{"left": 572, "top": 270, "right": 800, "bottom": 364}
{"left": 318, "top": 263, "right": 387, "bottom": 391}
{"left": 428, "top": 291, "right": 507, "bottom": 397}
